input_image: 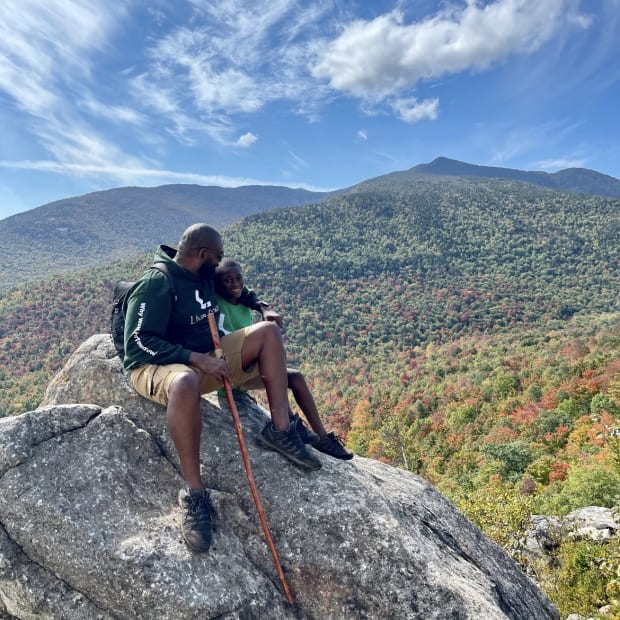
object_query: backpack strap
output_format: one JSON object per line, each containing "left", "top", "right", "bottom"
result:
{"left": 150, "top": 262, "right": 178, "bottom": 303}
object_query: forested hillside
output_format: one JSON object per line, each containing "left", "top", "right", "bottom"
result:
{"left": 0, "top": 184, "right": 330, "bottom": 288}
{"left": 225, "top": 176, "right": 619, "bottom": 360}
{"left": 2, "top": 175, "right": 619, "bottom": 617}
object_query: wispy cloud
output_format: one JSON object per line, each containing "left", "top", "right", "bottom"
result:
{"left": 534, "top": 157, "right": 587, "bottom": 171}
{"left": 357, "top": 130, "right": 368, "bottom": 141}
{"left": 479, "top": 119, "right": 587, "bottom": 169}
{"left": 0, "top": 1, "right": 142, "bottom": 174}
{"left": 133, "top": 0, "right": 333, "bottom": 141}
{"left": 287, "top": 150, "right": 309, "bottom": 171}
{"left": 0, "top": 1, "right": 122, "bottom": 117}
{"left": 0, "top": 159, "right": 331, "bottom": 191}
{"left": 79, "top": 97, "right": 147, "bottom": 126}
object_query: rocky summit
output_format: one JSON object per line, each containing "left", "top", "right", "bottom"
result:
{"left": 0, "top": 335, "right": 559, "bottom": 619}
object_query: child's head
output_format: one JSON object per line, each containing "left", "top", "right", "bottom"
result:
{"left": 214, "top": 260, "right": 244, "bottom": 302}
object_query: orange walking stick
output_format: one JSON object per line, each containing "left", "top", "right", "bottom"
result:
{"left": 207, "top": 312, "right": 294, "bottom": 605}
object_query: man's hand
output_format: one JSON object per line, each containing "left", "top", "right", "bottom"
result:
{"left": 189, "top": 351, "right": 231, "bottom": 383}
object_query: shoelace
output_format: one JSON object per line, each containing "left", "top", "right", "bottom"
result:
{"left": 187, "top": 493, "right": 213, "bottom": 524}
{"left": 327, "top": 432, "right": 346, "bottom": 446}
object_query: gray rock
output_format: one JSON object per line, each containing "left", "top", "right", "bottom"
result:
{"left": 524, "top": 515, "right": 562, "bottom": 560}
{"left": 565, "top": 506, "right": 618, "bottom": 542}
{"left": 524, "top": 506, "right": 619, "bottom": 564}
{"left": 0, "top": 334, "right": 559, "bottom": 619}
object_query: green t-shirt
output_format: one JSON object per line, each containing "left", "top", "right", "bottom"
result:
{"left": 215, "top": 295, "right": 255, "bottom": 396}
{"left": 216, "top": 295, "right": 254, "bottom": 333}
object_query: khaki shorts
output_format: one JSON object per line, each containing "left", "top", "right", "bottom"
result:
{"left": 130, "top": 327, "right": 264, "bottom": 406}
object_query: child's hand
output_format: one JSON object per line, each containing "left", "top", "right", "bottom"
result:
{"left": 261, "top": 308, "right": 283, "bottom": 328}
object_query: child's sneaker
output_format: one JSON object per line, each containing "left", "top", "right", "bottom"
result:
{"left": 290, "top": 413, "right": 319, "bottom": 444}
{"left": 311, "top": 432, "right": 354, "bottom": 460}
{"left": 259, "top": 421, "right": 322, "bottom": 471}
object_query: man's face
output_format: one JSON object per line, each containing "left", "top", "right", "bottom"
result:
{"left": 198, "top": 239, "right": 224, "bottom": 279}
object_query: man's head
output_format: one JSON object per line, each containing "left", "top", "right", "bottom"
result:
{"left": 176, "top": 223, "right": 224, "bottom": 277}
{"left": 214, "top": 260, "right": 244, "bottom": 303}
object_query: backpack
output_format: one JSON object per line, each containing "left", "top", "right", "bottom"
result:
{"left": 110, "top": 262, "right": 177, "bottom": 359}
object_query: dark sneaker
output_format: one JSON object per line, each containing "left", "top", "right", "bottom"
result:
{"left": 290, "top": 413, "right": 319, "bottom": 444}
{"left": 311, "top": 432, "right": 354, "bottom": 460}
{"left": 178, "top": 488, "right": 214, "bottom": 553}
{"left": 259, "top": 421, "right": 322, "bottom": 471}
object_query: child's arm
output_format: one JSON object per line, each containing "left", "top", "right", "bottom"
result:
{"left": 239, "top": 287, "right": 283, "bottom": 328}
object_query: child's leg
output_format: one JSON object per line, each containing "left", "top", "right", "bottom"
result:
{"left": 287, "top": 368, "right": 327, "bottom": 438}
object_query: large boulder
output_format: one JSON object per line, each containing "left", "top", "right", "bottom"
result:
{"left": 0, "top": 335, "right": 559, "bottom": 619}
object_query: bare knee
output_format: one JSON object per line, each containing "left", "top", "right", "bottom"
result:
{"left": 168, "top": 372, "right": 200, "bottom": 406}
{"left": 255, "top": 320, "right": 282, "bottom": 343}
{"left": 242, "top": 321, "right": 286, "bottom": 371}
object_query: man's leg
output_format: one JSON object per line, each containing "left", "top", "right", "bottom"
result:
{"left": 130, "top": 364, "right": 214, "bottom": 552}
{"left": 166, "top": 371, "right": 204, "bottom": 490}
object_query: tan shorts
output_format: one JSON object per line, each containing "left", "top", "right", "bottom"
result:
{"left": 130, "top": 327, "right": 264, "bottom": 406}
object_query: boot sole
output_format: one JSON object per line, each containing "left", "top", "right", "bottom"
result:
{"left": 312, "top": 446, "right": 354, "bottom": 460}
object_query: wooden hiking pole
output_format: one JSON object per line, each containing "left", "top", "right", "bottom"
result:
{"left": 207, "top": 312, "right": 294, "bottom": 605}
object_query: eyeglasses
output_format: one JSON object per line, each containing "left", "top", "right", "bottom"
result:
{"left": 198, "top": 246, "right": 224, "bottom": 261}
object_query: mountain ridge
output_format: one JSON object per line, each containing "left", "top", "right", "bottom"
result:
{"left": 407, "top": 156, "right": 620, "bottom": 198}
{"left": 2, "top": 156, "right": 619, "bottom": 289}
{"left": 0, "top": 184, "right": 332, "bottom": 288}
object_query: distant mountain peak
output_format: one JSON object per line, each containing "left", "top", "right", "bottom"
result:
{"left": 409, "top": 157, "right": 620, "bottom": 198}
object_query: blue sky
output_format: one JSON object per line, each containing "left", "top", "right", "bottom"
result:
{"left": 1, "top": 0, "right": 619, "bottom": 219}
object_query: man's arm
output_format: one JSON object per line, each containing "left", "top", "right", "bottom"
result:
{"left": 123, "top": 272, "right": 192, "bottom": 368}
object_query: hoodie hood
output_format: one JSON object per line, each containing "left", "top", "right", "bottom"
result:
{"left": 154, "top": 245, "right": 202, "bottom": 284}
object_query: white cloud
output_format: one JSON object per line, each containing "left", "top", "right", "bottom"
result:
{"left": 0, "top": 158, "right": 331, "bottom": 191}
{"left": 80, "top": 97, "right": 146, "bottom": 126}
{"left": 534, "top": 157, "right": 587, "bottom": 171}
{"left": 0, "top": 1, "right": 144, "bottom": 173}
{"left": 312, "top": 0, "right": 581, "bottom": 100}
{"left": 236, "top": 132, "right": 258, "bottom": 148}
{"left": 390, "top": 97, "right": 438, "bottom": 123}
{"left": 0, "top": 1, "right": 126, "bottom": 116}
{"left": 357, "top": 130, "right": 368, "bottom": 141}
{"left": 136, "top": 0, "right": 333, "bottom": 133}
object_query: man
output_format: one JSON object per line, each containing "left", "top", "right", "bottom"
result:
{"left": 122, "top": 223, "right": 321, "bottom": 553}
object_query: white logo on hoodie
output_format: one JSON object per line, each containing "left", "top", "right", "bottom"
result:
{"left": 195, "top": 290, "right": 211, "bottom": 310}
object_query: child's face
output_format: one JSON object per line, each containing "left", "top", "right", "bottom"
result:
{"left": 219, "top": 265, "right": 244, "bottom": 302}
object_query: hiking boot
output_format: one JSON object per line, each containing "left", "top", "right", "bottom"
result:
{"left": 290, "top": 413, "right": 319, "bottom": 444}
{"left": 178, "top": 488, "right": 214, "bottom": 553}
{"left": 259, "top": 421, "right": 322, "bottom": 471}
{"left": 311, "top": 432, "right": 354, "bottom": 460}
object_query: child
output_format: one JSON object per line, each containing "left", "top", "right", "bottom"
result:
{"left": 214, "top": 260, "right": 353, "bottom": 461}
